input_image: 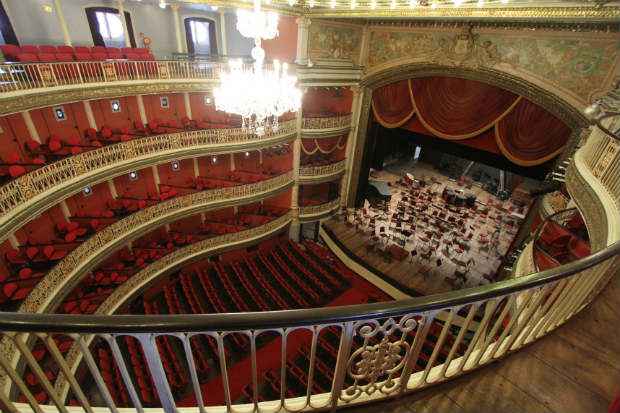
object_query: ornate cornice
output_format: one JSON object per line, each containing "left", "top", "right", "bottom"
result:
{"left": 0, "top": 80, "right": 216, "bottom": 116}
{"left": 18, "top": 172, "right": 294, "bottom": 315}
{"left": 299, "top": 198, "right": 341, "bottom": 222}
{"left": 299, "top": 160, "right": 346, "bottom": 183}
{"left": 0, "top": 122, "right": 296, "bottom": 244}
{"left": 361, "top": 64, "right": 588, "bottom": 129}
{"left": 303, "top": 6, "right": 620, "bottom": 24}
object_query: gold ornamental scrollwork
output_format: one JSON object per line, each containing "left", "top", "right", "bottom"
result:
{"left": 341, "top": 316, "right": 418, "bottom": 402}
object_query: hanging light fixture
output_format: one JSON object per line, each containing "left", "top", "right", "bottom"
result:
{"left": 214, "top": 0, "right": 302, "bottom": 136}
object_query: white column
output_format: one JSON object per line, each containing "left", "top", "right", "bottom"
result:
{"left": 22, "top": 111, "right": 41, "bottom": 143}
{"left": 230, "top": 153, "right": 236, "bottom": 171}
{"left": 183, "top": 92, "right": 192, "bottom": 119}
{"left": 295, "top": 17, "right": 311, "bottom": 65}
{"left": 171, "top": 4, "right": 184, "bottom": 54}
{"left": 151, "top": 165, "right": 161, "bottom": 194}
{"left": 53, "top": 0, "right": 72, "bottom": 46}
{"left": 60, "top": 201, "right": 71, "bottom": 220}
{"left": 136, "top": 95, "right": 148, "bottom": 125}
{"left": 83, "top": 101, "right": 97, "bottom": 130}
{"left": 218, "top": 9, "right": 228, "bottom": 56}
{"left": 193, "top": 158, "right": 200, "bottom": 178}
{"left": 259, "top": 149, "right": 263, "bottom": 165}
{"left": 107, "top": 180, "right": 118, "bottom": 199}
{"left": 8, "top": 234, "right": 20, "bottom": 249}
{"left": 342, "top": 87, "right": 364, "bottom": 207}
{"left": 117, "top": 0, "right": 131, "bottom": 48}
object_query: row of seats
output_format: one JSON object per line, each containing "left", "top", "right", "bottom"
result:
{"left": 1, "top": 44, "right": 154, "bottom": 63}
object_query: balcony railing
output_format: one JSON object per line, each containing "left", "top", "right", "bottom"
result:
{"left": 302, "top": 114, "right": 352, "bottom": 131}
{"left": 299, "top": 198, "right": 341, "bottom": 218}
{"left": 0, "top": 60, "right": 239, "bottom": 93}
{"left": 0, "top": 120, "right": 296, "bottom": 243}
{"left": 0, "top": 236, "right": 617, "bottom": 412}
{"left": 299, "top": 159, "right": 346, "bottom": 180}
{"left": 19, "top": 172, "right": 294, "bottom": 315}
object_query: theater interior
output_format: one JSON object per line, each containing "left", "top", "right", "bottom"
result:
{"left": 0, "top": 1, "right": 618, "bottom": 412}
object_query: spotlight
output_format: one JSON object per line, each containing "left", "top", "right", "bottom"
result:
{"left": 211, "top": 156, "right": 218, "bottom": 164}
{"left": 171, "top": 160, "right": 180, "bottom": 171}
{"left": 245, "top": 151, "right": 251, "bottom": 158}
{"left": 129, "top": 171, "right": 138, "bottom": 180}
{"left": 82, "top": 186, "right": 92, "bottom": 196}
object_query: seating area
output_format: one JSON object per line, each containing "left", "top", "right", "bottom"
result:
{"left": 300, "top": 135, "right": 347, "bottom": 168}
{"left": 57, "top": 238, "right": 388, "bottom": 407}
{"left": 534, "top": 210, "right": 590, "bottom": 270}
{"left": 0, "top": 165, "right": 291, "bottom": 311}
{"left": 58, "top": 206, "right": 291, "bottom": 315}
{"left": 0, "top": 44, "right": 154, "bottom": 62}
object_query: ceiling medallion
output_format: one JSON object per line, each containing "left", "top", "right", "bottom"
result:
{"left": 214, "top": 0, "right": 302, "bottom": 136}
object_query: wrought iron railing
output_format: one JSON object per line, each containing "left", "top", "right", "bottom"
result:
{"left": 0, "top": 237, "right": 617, "bottom": 413}
{"left": 0, "top": 120, "right": 296, "bottom": 243}
{"left": 302, "top": 114, "right": 352, "bottom": 131}
{"left": 0, "top": 60, "right": 244, "bottom": 93}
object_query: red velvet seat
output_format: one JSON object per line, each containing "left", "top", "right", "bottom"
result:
{"left": 17, "top": 53, "right": 39, "bottom": 62}
{"left": 91, "top": 46, "right": 107, "bottom": 54}
{"left": 57, "top": 45, "right": 74, "bottom": 54}
{"left": 38, "top": 45, "right": 57, "bottom": 53}
{"left": 73, "top": 46, "right": 91, "bottom": 54}
{"left": 74, "top": 52, "right": 94, "bottom": 61}
{"left": 0, "top": 44, "right": 21, "bottom": 60}
{"left": 20, "top": 45, "right": 39, "bottom": 54}
{"left": 91, "top": 52, "right": 107, "bottom": 61}
{"left": 54, "top": 53, "right": 73, "bottom": 62}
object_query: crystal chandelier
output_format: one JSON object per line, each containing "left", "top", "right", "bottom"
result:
{"left": 214, "top": 0, "right": 302, "bottom": 136}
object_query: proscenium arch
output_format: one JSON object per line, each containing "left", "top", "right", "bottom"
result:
{"left": 346, "top": 63, "right": 590, "bottom": 207}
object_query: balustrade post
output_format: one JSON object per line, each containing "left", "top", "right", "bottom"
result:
{"left": 329, "top": 322, "right": 355, "bottom": 411}
{"left": 135, "top": 333, "right": 177, "bottom": 413}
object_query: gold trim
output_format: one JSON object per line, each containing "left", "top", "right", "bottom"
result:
{"left": 0, "top": 122, "right": 296, "bottom": 244}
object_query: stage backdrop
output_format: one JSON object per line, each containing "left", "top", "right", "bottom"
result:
{"left": 371, "top": 77, "right": 571, "bottom": 167}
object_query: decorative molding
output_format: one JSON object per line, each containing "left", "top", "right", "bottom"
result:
{"left": 303, "top": 6, "right": 620, "bottom": 23}
{"left": 0, "top": 121, "right": 296, "bottom": 244}
{"left": 0, "top": 80, "right": 217, "bottom": 116}
{"left": 18, "top": 172, "right": 294, "bottom": 315}
{"left": 301, "top": 114, "right": 353, "bottom": 136}
{"left": 363, "top": 26, "right": 619, "bottom": 109}
{"left": 299, "top": 198, "right": 340, "bottom": 222}
{"left": 299, "top": 160, "right": 346, "bottom": 183}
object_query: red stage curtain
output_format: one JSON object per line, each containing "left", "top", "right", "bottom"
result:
{"left": 372, "top": 80, "right": 415, "bottom": 128}
{"left": 495, "top": 99, "right": 570, "bottom": 166}
{"left": 410, "top": 77, "right": 520, "bottom": 139}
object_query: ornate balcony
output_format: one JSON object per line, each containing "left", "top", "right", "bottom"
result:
{"left": 299, "top": 198, "right": 341, "bottom": 222}
{"left": 54, "top": 212, "right": 293, "bottom": 400}
{"left": 19, "top": 172, "right": 293, "bottom": 315}
{"left": 301, "top": 114, "right": 352, "bottom": 137}
{"left": 0, "top": 120, "right": 296, "bottom": 243}
{"left": 298, "top": 159, "right": 346, "bottom": 183}
{"left": 0, "top": 60, "right": 233, "bottom": 114}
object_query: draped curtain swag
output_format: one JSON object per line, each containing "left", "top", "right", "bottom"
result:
{"left": 371, "top": 76, "right": 570, "bottom": 166}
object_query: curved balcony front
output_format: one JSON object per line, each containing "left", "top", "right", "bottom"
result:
{"left": 0, "top": 60, "right": 230, "bottom": 114}
{"left": 0, "top": 120, "right": 297, "bottom": 244}
{"left": 301, "top": 114, "right": 352, "bottom": 137}
{"left": 298, "top": 198, "right": 341, "bottom": 222}
{"left": 298, "top": 159, "right": 346, "bottom": 184}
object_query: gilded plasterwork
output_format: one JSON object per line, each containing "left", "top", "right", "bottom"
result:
{"left": 366, "top": 27, "right": 620, "bottom": 104}
{"left": 309, "top": 21, "right": 363, "bottom": 63}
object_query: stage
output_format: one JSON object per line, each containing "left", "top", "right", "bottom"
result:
{"left": 323, "top": 161, "right": 531, "bottom": 296}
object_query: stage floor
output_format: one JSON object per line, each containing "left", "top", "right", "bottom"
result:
{"left": 324, "top": 160, "right": 529, "bottom": 296}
